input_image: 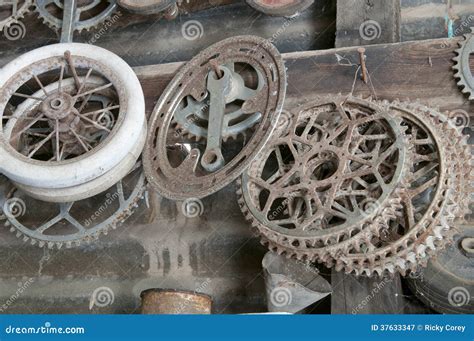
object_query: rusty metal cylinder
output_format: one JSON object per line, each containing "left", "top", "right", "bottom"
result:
{"left": 140, "top": 289, "right": 212, "bottom": 314}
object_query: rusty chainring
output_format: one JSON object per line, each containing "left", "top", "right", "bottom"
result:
{"left": 239, "top": 97, "right": 472, "bottom": 277}
{"left": 143, "top": 35, "right": 287, "bottom": 200}
{"left": 238, "top": 96, "right": 407, "bottom": 265}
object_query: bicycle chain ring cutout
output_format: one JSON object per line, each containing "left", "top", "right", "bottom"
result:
{"left": 238, "top": 95, "right": 407, "bottom": 267}
{"left": 0, "top": 163, "right": 146, "bottom": 249}
{"left": 35, "top": 0, "right": 117, "bottom": 32}
{"left": 144, "top": 35, "right": 287, "bottom": 200}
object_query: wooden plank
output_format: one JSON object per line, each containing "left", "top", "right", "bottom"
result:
{"left": 133, "top": 37, "right": 473, "bottom": 116}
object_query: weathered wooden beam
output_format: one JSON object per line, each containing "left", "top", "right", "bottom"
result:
{"left": 134, "top": 37, "right": 472, "bottom": 116}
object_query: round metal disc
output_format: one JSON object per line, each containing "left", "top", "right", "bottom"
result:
{"left": 143, "top": 35, "right": 287, "bottom": 200}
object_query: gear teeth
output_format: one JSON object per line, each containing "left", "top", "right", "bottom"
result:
{"left": 35, "top": 0, "right": 117, "bottom": 33}
{"left": 3, "top": 172, "right": 146, "bottom": 248}
{"left": 452, "top": 30, "right": 474, "bottom": 100}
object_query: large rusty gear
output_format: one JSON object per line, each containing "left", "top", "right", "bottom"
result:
{"left": 144, "top": 35, "right": 287, "bottom": 200}
{"left": 34, "top": 0, "right": 117, "bottom": 32}
{"left": 0, "top": 0, "right": 32, "bottom": 32}
{"left": 238, "top": 96, "right": 408, "bottom": 265}
{"left": 330, "top": 100, "right": 472, "bottom": 276}
{"left": 0, "top": 163, "right": 146, "bottom": 249}
{"left": 453, "top": 28, "right": 474, "bottom": 100}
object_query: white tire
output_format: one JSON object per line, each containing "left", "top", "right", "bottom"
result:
{"left": 0, "top": 43, "right": 145, "bottom": 188}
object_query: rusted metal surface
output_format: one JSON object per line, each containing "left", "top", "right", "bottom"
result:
{"left": 245, "top": 0, "right": 314, "bottom": 17}
{"left": 143, "top": 35, "right": 287, "bottom": 200}
{"left": 238, "top": 96, "right": 406, "bottom": 272}
{"left": 140, "top": 289, "right": 212, "bottom": 314}
{"left": 238, "top": 96, "right": 472, "bottom": 277}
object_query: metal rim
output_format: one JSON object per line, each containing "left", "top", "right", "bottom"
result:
{"left": 2, "top": 164, "right": 146, "bottom": 248}
{"left": 144, "top": 35, "right": 287, "bottom": 200}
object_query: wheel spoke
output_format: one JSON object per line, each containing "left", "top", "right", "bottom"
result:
{"left": 33, "top": 74, "right": 49, "bottom": 97}
{"left": 55, "top": 119, "right": 60, "bottom": 161}
{"left": 73, "top": 111, "right": 111, "bottom": 132}
{"left": 81, "top": 105, "right": 120, "bottom": 117}
{"left": 27, "top": 130, "right": 55, "bottom": 158}
{"left": 58, "top": 64, "right": 65, "bottom": 91}
{"left": 12, "top": 93, "right": 44, "bottom": 101}
{"left": 11, "top": 114, "right": 46, "bottom": 141}
{"left": 72, "top": 83, "right": 113, "bottom": 100}
{"left": 69, "top": 128, "right": 91, "bottom": 153}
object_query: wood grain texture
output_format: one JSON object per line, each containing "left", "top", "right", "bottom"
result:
{"left": 134, "top": 37, "right": 473, "bottom": 115}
